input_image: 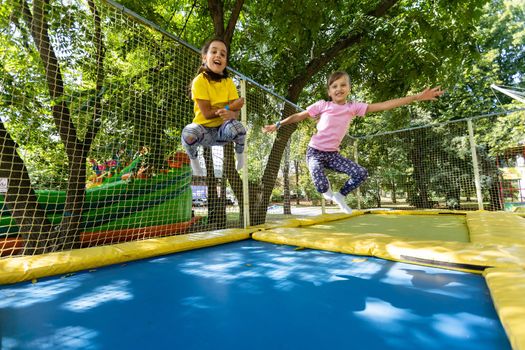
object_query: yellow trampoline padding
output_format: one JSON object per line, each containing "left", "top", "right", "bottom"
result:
{"left": 252, "top": 211, "right": 525, "bottom": 273}
{"left": 468, "top": 211, "right": 525, "bottom": 246}
{"left": 312, "top": 213, "right": 470, "bottom": 242}
{"left": 293, "top": 212, "right": 361, "bottom": 226}
{"left": 0, "top": 229, "right": 251, "bottom": 285}
{"left": 261, "top": 212, "right": 359, "bottom": 229}
{"left": 370, "top": 209, "right": 469, "bottom": 215}
{"left": 484, "top": 267, "right": 525, "bottom": 350}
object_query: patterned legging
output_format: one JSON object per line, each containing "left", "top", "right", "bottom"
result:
{"left": 181, "top": 120, "right": 246, "bottom": 159}
{"left": 306, "top": 146, "right": 368, "bottom": 196}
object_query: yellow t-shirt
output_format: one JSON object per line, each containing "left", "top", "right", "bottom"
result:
{"left": 191, "top": 73, "right": 239, "bottom": 127}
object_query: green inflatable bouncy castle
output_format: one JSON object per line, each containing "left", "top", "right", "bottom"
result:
{"left": 0, "top": 155, "right": 193, "bottom": 250}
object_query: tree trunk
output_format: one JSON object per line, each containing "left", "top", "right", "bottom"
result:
{"left": 223, "top": 143, "right": 244, "bottom": 224}
{"left": 486, "top": 169, "right": 503, "bottom": 211}
{"left": 59, "top": 147, "right": 89, "bottom": 250}
{"left": 0, "top": 123, "right": 55, "bottom": 254}
{"left": 375, "top": 179, "right": 382, "bottom": 208}
{"left": 391, "top": 180, "right": 397, "bottom": 204}
{"left": 205, "top": 0, "right": 399, "bottom": 225}
{"left": 488, "top": 177, "right": 503, "bottom": 211}
{"left": 16, "top": 0, "right": 104, "bottom": 251}
{"left": 204, "top": 147, "right": 226, "bottom": 228}
{"left": 409, "top": 131, "right": 432, "bottom": 209}
{"left": 250, "top": 105, "right": 298, "bottom": 225}
{"left": 480, "top": 147, "right": 503, "bottom": 211}
{"left": 205, "top": 0, "right": 245, "bottom": 226}
{"left": 283, "top": 141, "right": 291, "bottom": 215}
{"left": 295, "top": 159, "right": 300, "bottom": 205}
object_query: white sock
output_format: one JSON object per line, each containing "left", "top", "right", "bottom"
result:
{"left": 190, "top": 158, "right": 205, "bottom": 176}
{"left": 235, "top": 153, "right": 244, "bottom": 170}
{"left": 322, "top": 189, "right": 334, "bottom": 201}
{"left": 332, "top": 192, "right": 352, "bottom": 214}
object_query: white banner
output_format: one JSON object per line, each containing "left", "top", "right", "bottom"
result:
{"left": 0, "top": 178, "right": 8, "bottom": 193}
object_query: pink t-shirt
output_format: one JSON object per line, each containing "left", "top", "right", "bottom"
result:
{"left": 306, "top": 100, "right": 368, "bottom": 151}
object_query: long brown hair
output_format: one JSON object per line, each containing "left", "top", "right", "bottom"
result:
{"left": 197, "top": 37, "right": 230, "bottom": 81}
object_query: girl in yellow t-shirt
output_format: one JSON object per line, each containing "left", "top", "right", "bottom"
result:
{"left": 181, "top": 38, "right": 246, "bottom": 176}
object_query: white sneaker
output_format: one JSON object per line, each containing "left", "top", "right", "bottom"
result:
{"left": 322, "top": 189, "right": 334, "bottom": 201}
{"left": 332, "top": 192, "right": 352, "bottom": 214}
{"left": 235, "top": 153, "right": 244, "bottom": 170}
{"left": 190, "top": 158, "right": 205, "bottom": 176}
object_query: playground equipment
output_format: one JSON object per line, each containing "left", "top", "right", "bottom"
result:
{"left": 0, "top": 163, "right": 193, "bottom": 253}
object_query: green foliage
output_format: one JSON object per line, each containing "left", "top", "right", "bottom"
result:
{"left": 2, "top": 0, "right": 524, "bottom": 211}
{"left": 270, "top": 187, "right": 283, "bottom": 202}
{"left": 2, "top": 0, "right": 205, "bottom": 189}
{"left": 483, "top": 111, "right": 525, "bottom": 154}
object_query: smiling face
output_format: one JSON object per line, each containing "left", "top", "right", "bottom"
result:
{"left": 202, "top": 40, "right": 228, "bottom": 75}
{"left": 328, "top": 75, "right": 351, "bottom": 104}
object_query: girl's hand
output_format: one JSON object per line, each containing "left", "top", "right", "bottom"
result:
{"left": 216, "top": 98, "right": 244, "bottom": 121}
{"left": 216, "top": 109, "right": 236, "bottom": 121}
{"left": 262, "top": 124, "right": 277, "bottom": 133}
{"left": 416, "top": 86, "right": 444, "bottom": 101}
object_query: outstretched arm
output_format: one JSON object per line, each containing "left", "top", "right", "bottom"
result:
{"left": 366, "top": 87, "right": 444, "bottom": 113}
{"left": 262, "top": 110, "right": 311, "bottom": 133}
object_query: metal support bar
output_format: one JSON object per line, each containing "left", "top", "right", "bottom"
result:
{"left": 467, "top": 119, "right": 484, "bottom": 210}
{"left": 240, "top": 80, "right": 250, "bottom": 228}
{"left": 491, "top": 84, "right": 525, "bottom": 104}
{"left": 354, "top": 140, "right": 362, "bottom": 210}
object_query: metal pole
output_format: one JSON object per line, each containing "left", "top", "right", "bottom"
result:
{"left": 354, "top": 140, "right": 361, "bottom": 209}
{"left": 467, "top": 119, "right": 484, "bottom": 210}
{"left": 240, "top": 80, "right": 250, "bottom": 227}
{"left": 490, "top": 84, "right": 525, "bottom": 104}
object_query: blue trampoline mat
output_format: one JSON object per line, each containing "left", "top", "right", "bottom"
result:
{"left": 0, "top": 240, "right": 510, "bottom": 350}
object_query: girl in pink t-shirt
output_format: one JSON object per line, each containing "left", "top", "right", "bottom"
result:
{"left": 263, "top": 71, "right": 443, "bottom": 214}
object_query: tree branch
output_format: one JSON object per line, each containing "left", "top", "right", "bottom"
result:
{"left": 286, "top": 0, "right": 399, "bottom": 101}
{"left": 179, "top": 0, "right": 197, "bottom": 37}
{"left": 207, "top": 0, "right": 224, "bottom": 38}
{"left": 84, "top": 0, "right": 105, "bottom": 147}
{"left": 224, "top": 0, "right": 245, "bottom": 45}
{"left": 24, "top": 0, "right": 79, "bottom": 152}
